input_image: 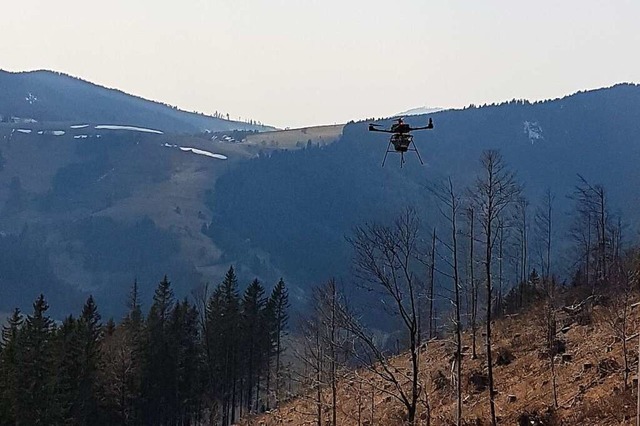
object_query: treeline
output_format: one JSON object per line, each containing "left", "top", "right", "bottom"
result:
{"left": 0, "top": 266, "right": 289, "bottom": 426}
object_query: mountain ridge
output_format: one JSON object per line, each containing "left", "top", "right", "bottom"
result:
{"left": 0, "top": 69, "right": 274, "bottom": 133}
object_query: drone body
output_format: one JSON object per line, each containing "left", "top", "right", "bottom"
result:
{"left": 368, "top": 117, "right": 434, "bottom": 167}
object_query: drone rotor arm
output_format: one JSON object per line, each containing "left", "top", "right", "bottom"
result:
{"left": 408, "top": 120, "right": 435, "bottom": 132}
{"left": 408, "top": 117, "right": 434, "bottom": 131}
{"left": 368, "top": 126, "right": 394, "bottom": 133}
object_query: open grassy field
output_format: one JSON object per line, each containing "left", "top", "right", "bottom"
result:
{"left": 243, "top": 124, "right": 344, "bottom": 150}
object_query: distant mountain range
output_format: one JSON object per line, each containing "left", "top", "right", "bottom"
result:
{"left": 0, "top": 70, "right": 273, "bottom": 133}
{"left": 0, "top": 74, "right": 639, "bottom": 321}
{"left": 395, "top": 106, "right": 445, "bottom": 116}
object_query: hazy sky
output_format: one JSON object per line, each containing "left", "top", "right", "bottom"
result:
{"left": 3, "top": 0, "right": 640, "bottom": 128}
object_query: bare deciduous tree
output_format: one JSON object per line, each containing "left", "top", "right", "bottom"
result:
{"left": 570, "top": 175, "right": 612, "bottom": 290}
{"left": 295, "top": 314, "right": 325, "bottom": 426}
{"left": 534, "top": 189, "right": 555, "bottom": 280}
{"left": 471, "top": 150, "right": 522, "bottom": 426}
{"left": 534, "top": 276, "right": 559, "bottom": 409}
{"left": 346, "top": 208, "right": 427, "bottom": 425}
{"left": 604, "top": 250, "right": 638, "bottom": 390}
{"left": 427, "top": 177, "right": 464, "bottom": 425}
{"left": 101, "top": 328, "right": 137, "bottom": 424}
{"left": 294, "top": 279, "right": 352, "bottom": 426}
{"left": 532, "top": 189, "right": 558, "bottom": 407}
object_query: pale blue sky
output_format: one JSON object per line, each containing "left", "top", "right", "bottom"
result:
{"left": 3, "top": 0, "right": 639, "bottom": 128}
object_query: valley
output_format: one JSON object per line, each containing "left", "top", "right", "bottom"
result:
{"left": 1, "top": 77, "right": 640, "bottom": 322}
{"left": 3, "top": 2, "right": 639, "bottom": 424}
{"left": 0, "top": 75, "right": 639, "bottom": 425}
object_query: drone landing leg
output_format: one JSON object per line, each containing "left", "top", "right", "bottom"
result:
{"left": 413, "top": 144, "right": 424, "bottom": 165}
{"left": 400, "top": 152, "right": 405, "bottom": 168}
{"left": 381, "top": 141, "right": 393, "bottom": 167}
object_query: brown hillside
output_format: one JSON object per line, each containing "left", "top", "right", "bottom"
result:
{"left": 243, "top": 124, "right": 344, "bottom": 149}
{"left": 243, "top": 293, "right": 640, "bottom": 425}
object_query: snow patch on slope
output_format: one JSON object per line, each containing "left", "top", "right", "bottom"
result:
{"left": 95, "top": 125, "right": 163, "bottom": 134}
{"left": 523, "top": 121, "right": 543, "bottom": 143}
{"left": 163, "top": 143, "right": 227, "bottom": 160}
{"left": 179, "top": 147, "right": 227, "bottom": 160}
{"left": 35, "top": 130, "right": 65, "bottom": 136}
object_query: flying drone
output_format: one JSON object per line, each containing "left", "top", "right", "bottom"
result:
{"left": 368, "top": 117, "right": 434, "bottom": 167}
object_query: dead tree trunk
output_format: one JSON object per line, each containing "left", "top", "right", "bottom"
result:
{"left": 468, "top": 207, "right": 478, "bottom": 359}
{"left": 484, "top": 222, "right": 497, "bottom": 426}
{"left": 428, "top": 177, "right": 463, "bottom": 425}
{"left": 544, "top": 278, "right": 559, "bottom": 408}
{"left": 429, "top": 228, "right": 437, "bottom": 339}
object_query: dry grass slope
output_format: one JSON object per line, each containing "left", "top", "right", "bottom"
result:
{"left": 243, "top": 293, "right": 640, "bottom": 425}
{"left": 243, "top": 124, "right": 344, "bottom": 150}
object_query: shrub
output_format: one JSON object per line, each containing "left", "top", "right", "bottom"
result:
{"left": 495, "top": 347, "right": 515, "bottom": 366}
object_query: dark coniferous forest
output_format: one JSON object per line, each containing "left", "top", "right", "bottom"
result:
{"left": 0, "top": 267, "right": 289, "bottom": 426}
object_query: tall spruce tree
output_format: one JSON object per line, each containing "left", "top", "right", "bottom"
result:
{"left": 221, "top": 266, "right": 241, "bottom": 424}
{"left": 0, "top": 308, "right": 23, "bottom": 424}
{"left": 205, "top": 266, "right": 242, "bottom": 425}
{"left": 241, "top": 279, "right": 266, "bottom": 413}
{"left": 124, "top": 278, "right": 143, "bottom": 330}
{"left": 15, "top": 294, "right": 56, "bottom": 425}
{"left": 266, "top": 278, "right": 289, "bottom": 409}
{"left": 172, "top": 298, "right": 202, "bottom": 424}
{"left": 142, "top": 275, "right": 177, "bottom": 425}
{"left": 76, "top": 295, "right": 103, "bottom": 423}
{"left": 53, "top": 315, "right": 82, "bottom": 424}
{"left": 205, "top": 284, "right": 225, "bottom": 419}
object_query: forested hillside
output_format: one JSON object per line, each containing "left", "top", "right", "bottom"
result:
{"left": 210, "top": 83, "right": 640, "bottom": 291}
{"left": 0, "top": 126, "right": 260, "bottom": 318}
{"left": 1, "top": 83, "right": 639, "bottom": 321}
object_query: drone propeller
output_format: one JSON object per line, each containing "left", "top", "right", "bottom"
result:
{"left": 407, "top": 118, "right": 435, "bottom": 131}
